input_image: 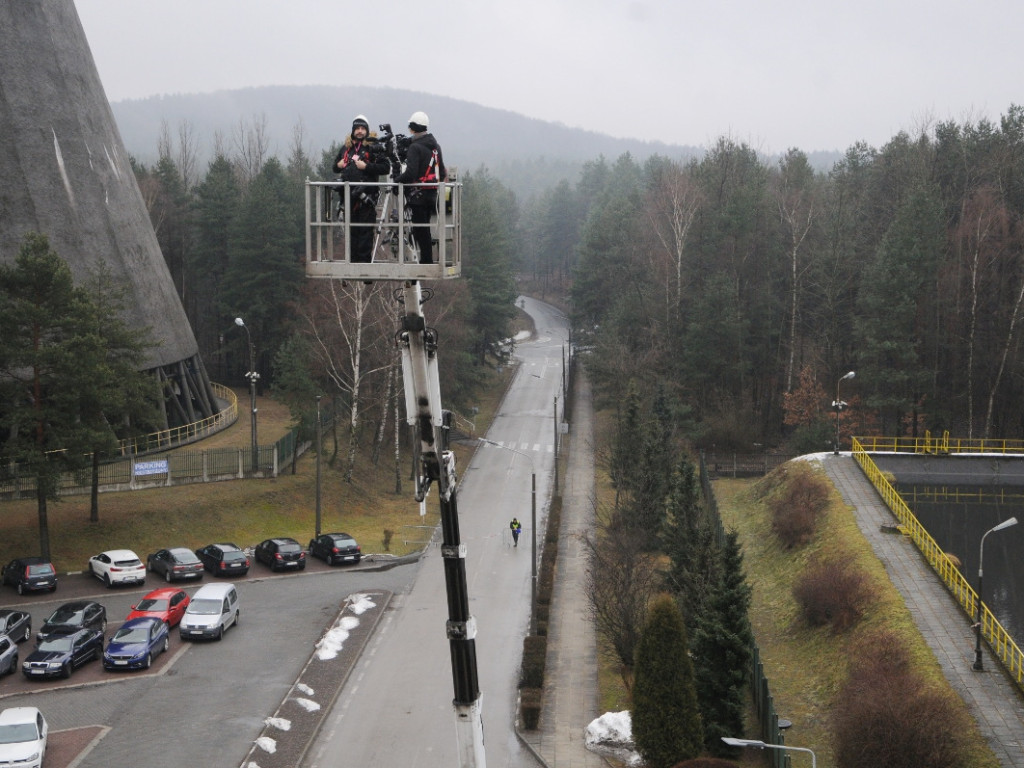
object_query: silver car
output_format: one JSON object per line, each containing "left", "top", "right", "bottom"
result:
{"left": 0, "top": 634, "right": 17, "bottom": 676}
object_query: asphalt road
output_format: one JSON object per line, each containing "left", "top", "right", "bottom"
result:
{"left": 305, "top": 296, "right": 569, "bottom": 768}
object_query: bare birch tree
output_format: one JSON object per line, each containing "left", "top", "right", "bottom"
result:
{"left": 299, "top": 280, "right": 396, "bottom": 481}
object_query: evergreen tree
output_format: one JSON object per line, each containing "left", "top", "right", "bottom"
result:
{"left": 632, "top": 594, "right": 703, "bottom": 767}
{"left": 662, "top": 454, "right": 718, "bottom": 629}
{"left": 462, "top": 168, "right": 518, "bottom": 364}
{"left": 222, "top": 157, "right": 305, "bottom": 384}
{"left": 77, "top": 260, "right": 162, "bottom": 521}
{"left": 192, "top": 153, "right": 240, "bottom": 377}
{"left": 0, "top": 235, "right": 100, "bottom": 557}
{"left": 692, "top": 530, "right": 754, "bottom": 755}
{"left": 855, "top": 185, "right": 944, "bottom": 434}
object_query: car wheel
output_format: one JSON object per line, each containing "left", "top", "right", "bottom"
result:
{"left": 49, "top": 584, "right": 57, "bottom": 593}
{"left": 215, "top": 626, "right": 223, "bottom": 641}
{"left": 162, "top": 636, "right": 169, "bottom": 653}
{"left": 23, "top": 625, "right": 31, "bottom": 643}
{"left": 62, "top": 662, "right": 71, "bottom": 679}
{"left": 100, "top": 619, "right": 107, "bottom": 634}
{"left": 326, "top": 554, "right": 335, "bottom": 566}
{"left": 103, "top": 573, "right": 111, "bottom": 588}
{"left": 17, "top": 582, "right": 24, "bottom": 595}
{"left": 165, "top": 569, "right": 172, "bottom": 583}
{"left": 143, "top": 652, "right": 152, "bottom": 669}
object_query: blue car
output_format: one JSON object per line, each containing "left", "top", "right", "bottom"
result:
{"left": 102, "top": 617, "right": 169, "bottom": 671}
{"left": 22, "top": 628, "right": 103, "bottom": 679}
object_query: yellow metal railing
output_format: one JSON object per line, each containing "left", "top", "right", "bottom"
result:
{"left": 855, "top": 431, "right": 1024, "bottom": 455}
{"left": 852, "top": 437, "right": 1024, "bottom": 691}
{"left": 118, "top": 383, "right": 238, "bottom": 455}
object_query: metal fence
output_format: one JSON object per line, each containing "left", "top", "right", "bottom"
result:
{"left": 1, "top": 428, "right": 303, "bottom": 500}
{"left": 852, "top": 437, "right": 1024, "bottom": 693}
{"left": 705, "top": 452, "right": 795, "bottom": 478}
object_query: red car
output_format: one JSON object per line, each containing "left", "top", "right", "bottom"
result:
{"left": 126, "top": 587, "right": 190, "bottom": 628}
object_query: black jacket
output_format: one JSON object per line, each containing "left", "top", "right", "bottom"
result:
{"left": 397, "top": 132, "right": 446, "bottom": 203}
{"left": 333, "top": 133, "right": 391, "bottom": 198}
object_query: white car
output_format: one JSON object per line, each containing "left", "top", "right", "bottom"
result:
{"left": 0, "top": 707, "right": 48, "bottom": 768}
{"left": 88, "top": 549, "right": 146, "bottom": 588}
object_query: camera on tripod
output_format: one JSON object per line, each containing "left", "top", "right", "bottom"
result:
{"left": 378, "top": 123, "right": 412, "bottom": 162}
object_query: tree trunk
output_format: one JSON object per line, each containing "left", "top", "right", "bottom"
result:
{"left": 37, "top": 484, "right": 51, "bottom": 561}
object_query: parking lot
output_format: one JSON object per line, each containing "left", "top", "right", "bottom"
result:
{"left": 0, "top": 555, "right": 417, "bottom": 767}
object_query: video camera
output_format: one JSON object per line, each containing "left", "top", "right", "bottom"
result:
{"left": 378, "top": 123, "right": 412, "bottom": 162}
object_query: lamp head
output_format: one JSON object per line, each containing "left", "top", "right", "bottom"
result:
{"left": 993, "top": 517, "right": 1018, "bottom": 533}
{"left": 234, "top": 317, "right": 245, "bottom": 327}
{"left": 722, "top": 737, "right": 766, "bottom": 748}
{"left": 842, "top": 371, "right": 855, "bottom": 381}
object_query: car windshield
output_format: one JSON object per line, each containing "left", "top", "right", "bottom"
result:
{"left": 170, "top": 549, "right": 198, "bottom": 562}
{"left": 189, "top": 599, "right": 222, "bottom": 615}
{"left": 134, "top": 599, "right": 168, "bottom": 612}
{"left": 27, "top": 564, "right": 53, "bottom": 575}
{"left": 277, "top": 543, "right": 301, "bottom": 553}
{"left": 334, "top": 537, "right": 356, "bottom": 547}
{"left": 114, "top": 558, "right": 142, "bottom": 567}
{"left": 38, "top": 636, "right": 73, "bottom": 652}
{"left": 223, "top": 551, "right": 245, "bottom": 562}
{"left": 47, "top": 607, "right": 83, "bottom": 624}
{"left": 113, "top": 626, "right": 150, "bottom": 643}
{"left": 0, "top": 723, "right": 38, "bottom": 744}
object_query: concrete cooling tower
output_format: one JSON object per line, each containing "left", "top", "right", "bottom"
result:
{"left": 0, "top": 0, "right": 219, "bottom": 432}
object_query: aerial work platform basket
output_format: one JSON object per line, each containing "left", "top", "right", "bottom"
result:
{"left": 304, "top": 178, "right": 462, "bottom": 282}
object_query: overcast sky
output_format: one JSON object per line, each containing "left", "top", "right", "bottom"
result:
{"left": 75, "top": 0, "right": 1022, "bottom": 154}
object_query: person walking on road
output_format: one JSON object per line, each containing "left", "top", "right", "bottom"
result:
{"left": 510, "top": 517, "right": 522, "bottom": 547}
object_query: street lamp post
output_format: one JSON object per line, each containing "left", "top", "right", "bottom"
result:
{"left": 315, "top": 395, "right": 323, "bottom": 538}
{"left": 479, "top": 438, "right": 538, "bottom": 635}
{"left": 973, "top": 516, "right": 1018, "bottom": 670}
{"left": 722, "top": 737, "right": 817, "bottom": 768}
{"left": 234, "top": 317, "right": 260, "bottom": 474}
{"left": 833, "top": 370, "right": 855, "bottom": 455}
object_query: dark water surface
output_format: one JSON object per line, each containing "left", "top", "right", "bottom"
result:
{"left": 896, "top": 484, "right": 1024, "bottom": 644}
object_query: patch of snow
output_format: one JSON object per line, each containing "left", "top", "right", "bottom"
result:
{"left": 348, "top": 594, "right": 376, "bottom": 615}
{"left": 265, "top": 717, "right": 291, "bottom": 731}
{"left": 293, "top": 697, "right": 321, "bottom": 712}
{"left": 586, "top": 711, "right": 632, "bottom": 747}
{"left": 586, "top": 711, "right": 642, "bottom": 766}
{"left": 296, "top": 682, "right": 315, "bottom": 695}
{"left": 255, "top": 736, "right": 277, "bottom": 753}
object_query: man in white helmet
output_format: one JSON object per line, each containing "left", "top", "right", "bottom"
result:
{"left": 396, "top": 111, "right": 446, "bottom": 264}
{"left": 332, "top": 115, "right": 390, "bottom": 262}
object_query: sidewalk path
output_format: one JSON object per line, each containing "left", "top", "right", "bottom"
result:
{"left": 520, "top": 371, "right": 608, "bottom": 768}
{"left": 825, "top": 455, "right": 1024, "bottom": 767}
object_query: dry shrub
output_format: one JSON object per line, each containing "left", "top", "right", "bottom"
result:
{"left": 769, "top": 464, "right": 831, "bottom": 548}
{"left": 833, "top": 630, "right": 974, "bottom": 768}
{"left": 519, "top": 687, "right": 543, "bottom": 730}
{"left": 793, "top": 555, "right": 874, "bottom": 632}
{"left": 671, "top": 760, "right": 735, "bottom": 768}
{"left": 520, "top": 635, "right": 547, "bottom": 689}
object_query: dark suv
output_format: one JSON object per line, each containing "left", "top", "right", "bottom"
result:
{"left": 308, "top": 532, "right": 362, "bottom": 566}
{"left": 195, "top": 543, "right": 250, "bottom": 577}
{"left": 1, "top": 557, "right": 58, "bottom": 595}
{"left": 254, "top": 538, "right": 307, "bottom": 572}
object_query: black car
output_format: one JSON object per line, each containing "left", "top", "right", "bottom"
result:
{"left": 194, "top": 543, "right": 250, "bottom": 577}
{"left": 147, "top": 547, "right": 204, "bottom": 582}
{"left": 37, "top": 601, "right": 107, "bottom": 642}
{"left": 1, "top": 557, "right": 58, "bottom": 595}
{"left": 22, "top": 627, "right": 103, "bottom": 679}
{"left": 0, "top": 609, "right": 31, "bottom": 644}
{"left": 254, "top": 538, "right": 307, "bottom": 572}
{"left": 308, "top": 532, "right": 362, "bottom": 566}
